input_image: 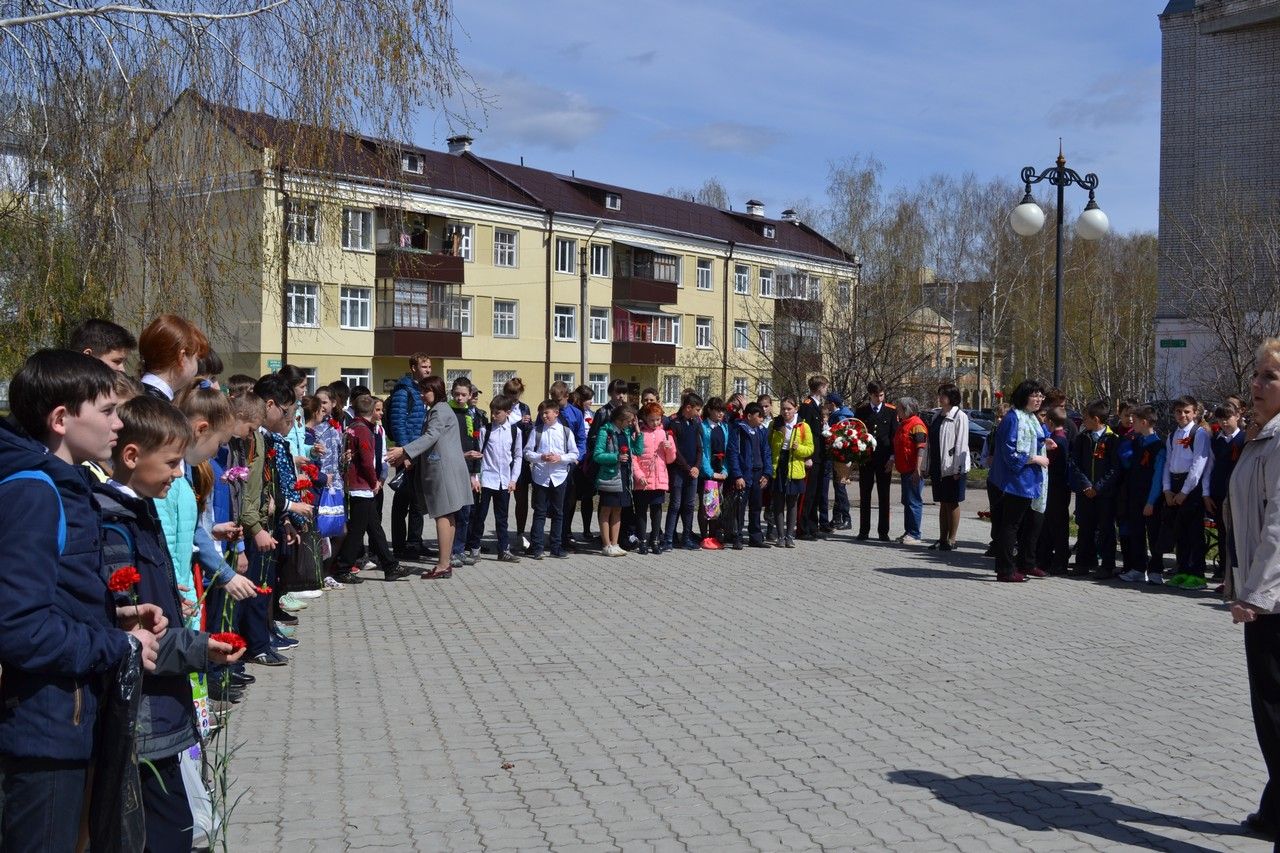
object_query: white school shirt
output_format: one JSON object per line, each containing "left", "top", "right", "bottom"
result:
{"left": 479, "top": 421, "right": 523, "bottom": 490}
{"left": 1162, "top": 422, "right": 1210, "bottom": 494}
{"left": 523, "top": 421, "right": 579, "bottom": 487}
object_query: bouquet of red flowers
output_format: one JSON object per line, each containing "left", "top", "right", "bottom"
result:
{"left": 824, "top": 418, "right": 877, "bottom": 469}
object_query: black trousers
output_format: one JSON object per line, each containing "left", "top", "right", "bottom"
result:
{"left": 1035, "top": 487, "right": 1072, "bottom": 572}
{"left": 735, "top": 479, "right": 764, "bottom": 544}
{"left": 994, "top": 492, "right": 1039, "bottom": 576}
{"left": 1075, "top": 494, "right": 1117, "bottom": 571}
{"left": 390, "top": 474, "right": 424, "bottom": 552}
{"left": 1120, "top": 499, "right": 1163, "bottom": 573}
{"left": 337, "top": 495, "right": 395, "bottom": 570}
{"left": 1164, "top": 476, "right": 1207, "bottom": 575}
{"left": 632, "top": 491, "right": 664, "bottom": 546}
{"left": 1246, "top": 615, "right": 1280, "bottom": 827}
{"left": 798, "top": 457, "right": 823, "bottom": 536}
{"left": 858, "top": 463, "right": 892, "bottom": 538}
{"left": 141, "top": 753, "right": 192, "bottom": 853}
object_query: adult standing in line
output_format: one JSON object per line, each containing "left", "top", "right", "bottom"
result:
{"left": 387, "top": 353, "right": 432, "bottom": 560}
{"left": 893, "top": 397, "right": 929, "bottom": 545}
{"left": 855, "top": 381, "right": 898, "bottom": 542}
{"left": 387, "top": 375, "right": 471, "bottom": 580}
{"left": 796, "top": 375, "right": 829, "bottom": 541}
{"left": 927, "top": 383, "right": 972, "bottom": 551}
{"left": 987, "top": 379, "right": 1050, "bottom": 582}
{"left": 1227, "top": 338, "right": 1280, "bottom": 842}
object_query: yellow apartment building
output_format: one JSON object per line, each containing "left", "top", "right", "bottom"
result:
{"left": 125, "top": 94, "right": 858, "bottom": 408}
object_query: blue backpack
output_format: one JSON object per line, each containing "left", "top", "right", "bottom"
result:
{"left": 1, "top": 470, "right": 66, "bottom": 554}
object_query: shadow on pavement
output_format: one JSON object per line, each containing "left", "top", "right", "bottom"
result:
{"left": 874, "top": 566, "right": 991, "bottom": 581}
{"left": 887, "top": 770, "right": 1246, "bottom": 852}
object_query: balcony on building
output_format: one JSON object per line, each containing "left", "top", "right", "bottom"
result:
{"left": 611, "top": 307, "right": 677, "bottom": 365}
{"left": 611, "top": 244, "right": 680, "bottom": 305}
{"left": 372, "top": 208, "right": 466, "bottom": 357}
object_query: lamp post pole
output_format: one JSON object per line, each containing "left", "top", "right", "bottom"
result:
{"left": 1010, "top": 145, "right": 1109, "bottom": 389}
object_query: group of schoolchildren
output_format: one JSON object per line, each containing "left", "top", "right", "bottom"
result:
{"left": 991, "top": 392, "right": 1244, "bottom": 588}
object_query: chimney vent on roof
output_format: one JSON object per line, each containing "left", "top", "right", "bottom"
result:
{"left": 781, "top": 208, "right": 799, "bottom": 223}
{"left": 745, "top": 199, "right": 764, "bottom": 217}
{"left": 446, "top": 134, "right": 473, "bottom": 155}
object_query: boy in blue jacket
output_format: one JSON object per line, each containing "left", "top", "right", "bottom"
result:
{"left": 727, "top": 402, "right": 774, "bottom": 549}
{"left": 96, "top": 395, "right": 243, "bottom": 850}
{"left": 1070, "top": 400, "right": 1122, "bottom": 579}
{"left": 1117, "top": 405, "right": 1166, "bottom": 583}
{"left": 0, "top": 350, "right": 162, "bottom": 850}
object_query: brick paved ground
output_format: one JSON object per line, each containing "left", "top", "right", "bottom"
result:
{"left": 223, "top": 497, "right": 1269, "bottom": 852}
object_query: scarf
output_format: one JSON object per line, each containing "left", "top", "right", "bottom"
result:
{"left": 1014, "top": 409, "right": 1048, "bottom": 513}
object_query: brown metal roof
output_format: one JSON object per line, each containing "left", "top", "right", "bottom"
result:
{"left": 187, "top": 93, "right": 853, "bottom": 264}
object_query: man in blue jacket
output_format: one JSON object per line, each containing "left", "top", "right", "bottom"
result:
{"left": 387, "top": 353, "right": 431, "bottom": 558}
{"left": 727, "top": 402, "right": 774, "bottom": 549}
{"left": 0, "top": 350, "right": 162, "bottom": 850}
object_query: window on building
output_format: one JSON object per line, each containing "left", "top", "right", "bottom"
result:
{"left": 339, "top": 286, "right": 372, "bottom": 330}
{"left": 589, "top": 372, "right": 609, "bottom": 402}
{"left": 733, "top": 376, "right": 749, "bottom": 396}
{"left": 302, "top": 368, "right": 318, "bottom": 394}
{"left": 287, "top": 202, "right": 318, "bottom": 244}
{"left": 591, "top": 244, "right": 611, "bottom": 277}
{"left": 555, "top": 238, "right": 577, "bottom": 273}
{"left": 589, "top": 307, "right": 609, "bottom": 342}
{"left": 672, "top": 315, "right": 682, "bottom": 347}
{"left": 662, "top": 375, "right": 682, "bottom": 406}
{"left": 778, "top": 272, "right": 796, "bottom": 298}
{"left": 653, "top": 252, "right": 679, "bottom": 284}
{"left": 695, "top": 376, "right": 711, "bottom": 398}
{"left": 554, "top": 305, "right": 576, "bottom": 341}
{"left": 446, "top": 223, "right": 473, "bottom": 261}
{"left": 757, "top": 379, "right": 773, "bottom": 398}
{"left": 341, "top": 208, "right": 372, "bottom": 251}
{"left": 401, "top": 152, "right": 423, "bottom": 174}
{"left": 451, "top": 296, "right": 473, "bottom": 336}
{"left": 493, "top": 299, "right": 518, "bottom": 338}
{"left": 382, "top": 280, "right": 461, "bottom": 331}
{"left": 493, "top": 229, "right": 518, "bottom": 267}
{"left": 446, "top": 369, "right": 471, "bottom": 388}
{"left": 734, "top": 264, "right": 749, "bottom": 294}
{"left": 762, "top": 224, "right": 776, "bottom": 239}
{"left": 733, "top": 321, "right": 749, "bottom": 350}
{"left": 647, "top": 314, "right": 678, "bottom": 345}
{"left": 696, "top": 258, "right": 713, "bottom": 290}
{"left": 837, "top": 279, "right": 851, "bottom": 303}
{"left": 759, "top": 268, "right": 774, "bottom": 297}
{"left": 286, "top": 281, "right": 318, "bottom": 327}
{"left": 695, "top": 317, "right": 712, "bottom": 349}
{"left": 340, "top": 368, "right": 370, "bottom": 391}
{"left": 759, "top": 323, "right": 773, "bottom": 353}
{"left": 492, "top": 370, "right": 516, "bottom": 399}
{"left": 554, "top": 371, "right": 576, "bottom": 386}
{"left": 605, "top": 192, "right": 622, "bottom": 210}
{"left": 807, "top": 275, "right": 822, "bottom": 301}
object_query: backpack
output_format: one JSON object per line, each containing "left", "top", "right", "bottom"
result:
{"left": 481, "top": 423, "right": 521, "bottom": 469}
{"left": 533, "top": 422, "right": 572, "bottom": 456}
{"left": 0, "top": 470, "right": 66, "bottom": 554}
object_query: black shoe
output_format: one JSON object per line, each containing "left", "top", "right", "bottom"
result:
{"left": 1244, "top": 813, "right": 1278, "bottom": 839}
{"left": 834, "top": 519, "right": 852, "bottom": 530}
{"left": 272, "top": 610, "right": 299, "bottom": 625}
{"left": 637, "top": 544, "right": 649, "bottom": 555}
{"left": 855, "top": 533, "right": 869, "bottom": 541}
{"left": 382, "top": 564, "right": 412, "bottom": 581}
{"left": 393, "top": 547, "right": 422, "bottom": 562}
{"left": 209, "top": 683, "right": 244, "bottom": 703}
{"left": 878, "top": 534, "right": 891, "bottom": 542}
{"left": 732, "top": 541, "right": 744, "bottom": 551}
{"left": 334, "top": 572, "right": 364, "bottom": 584}
{"left": 229, "top": 671, "right": 256, "bottom": 686}
{"left": 818, "top": 524, "right": 834, "bottom": 534}
{"left": 748, "top": 540, "right": 769, "bottom": 548}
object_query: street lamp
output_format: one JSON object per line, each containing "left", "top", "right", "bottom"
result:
{"left": 1009, "top": 145, "right": 1109, "bottom": 388}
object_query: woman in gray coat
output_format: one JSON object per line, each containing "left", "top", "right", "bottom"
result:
{"left": 1229, "top": 337, "right": 1280, "bottom": 841}
{"left": 387, "top": 375, "right": 471, "bottom": 578}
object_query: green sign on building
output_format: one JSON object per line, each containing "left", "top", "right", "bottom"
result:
{"left": 1159, "top": 339, "right": 1187, "bottom": 349}
{"left": 267, "top": 358, "right": 282, "bottom": 370}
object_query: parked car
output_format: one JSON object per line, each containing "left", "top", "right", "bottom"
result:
{"left": 923, "top": 408, "right": 990, "bottom": 459}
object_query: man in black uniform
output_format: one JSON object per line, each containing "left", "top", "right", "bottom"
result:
{"left": 796, "top": 374, "right": 829, "bottom": 540}
{"left": 854, "top": 381, "right": 897, "bottom": 541}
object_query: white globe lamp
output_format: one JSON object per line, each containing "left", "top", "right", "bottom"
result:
{"left": 1010, "top": 192, "right": 1045, "bottom": 236}
{"left": 1076, "top": 198, "right": 1110, "bottom": 241}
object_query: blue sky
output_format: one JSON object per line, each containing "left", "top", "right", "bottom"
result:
{"left": 415, "top": 1, "right": 1164, "bottom": 234}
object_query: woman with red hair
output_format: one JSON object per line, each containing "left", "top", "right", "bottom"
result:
{"left": 138, "top": 314, "right": 209, "bottom": 401}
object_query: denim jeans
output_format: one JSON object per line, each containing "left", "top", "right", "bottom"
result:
{"left": 452, "top": 502, "right": 474, "bottom": 556}
{"left": 901, "top": 474, "right": 924, "bottom": 539}
{"left": 663, "top": 468, "right": 698, "bottom": 545}
{"left": 240, "top": 539, "right": 278, "bottom": 656}
{"left": 0, "top": 756, "right": 89, "bottom": 852}
{"left": 469, "top": 487, "right": 513, "bottom": 553}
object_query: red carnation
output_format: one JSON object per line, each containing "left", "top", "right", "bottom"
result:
{"left": 300, "top": 491, "right": 316, "bottom": 505}
{"left": 267, "top": 448, "right": 277, "bottom": 459}
{"left": 294, "top": 477, "right": 313, "bottom": 490}
{"left": 329, "top": 418, "right": 341, "bottom": 429}
{"left": 108, "top": 566, "right": 141, "bottom": 592}
{"left": 994, "top": 391, "right": 1004, "bottom": 399}
{"left": 210, "top": 632, "right": 247, "bottom": 651}
{"left": 256, "top": 584, "right": 273, "bottom": 595}
{"left": 302, "top": 463, "right": 319, "bottom": 479}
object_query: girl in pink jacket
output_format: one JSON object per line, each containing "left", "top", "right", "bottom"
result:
{"left": 633, "top": 402, "right": 677, "bottom": 553}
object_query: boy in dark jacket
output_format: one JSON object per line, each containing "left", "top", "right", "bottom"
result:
{"left": 0, "top": 350, "right": 161, "bottom": 851}
{"left": 1034, "top": 409, "right": 1073, "bottom": 575}
{"left": 1070, "top": 400, "right": 1121, "bottom": 579}
{"left": 98, "top": 395, "right": 244, "bottom": 851}
{"left": 450, "top": 378, "right": 487, "bottom": 566}
{"left": 663, "top": 392, "right": 705, "bottom": 550}
{"left": 727, "top": 402, "right": 774, "bottom": 548}
{"left": 1117, "top": 405, "right": 1166, "bottom": 583}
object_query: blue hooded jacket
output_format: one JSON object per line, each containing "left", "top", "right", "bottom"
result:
{"left": 387, "top": 374, "right": 427, "bottom": 447}
{"left": 0, "top": 418, "right": 132, "bottom": 760}
{"left": 727, "top": 419, "right": 774, "bottom": 481}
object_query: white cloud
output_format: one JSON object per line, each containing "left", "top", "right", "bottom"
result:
{"left": 472, "top": 71, "right": 610, "bottom": 151}
{"left": 671, "top": 121, "right": 785, "bottom": 154}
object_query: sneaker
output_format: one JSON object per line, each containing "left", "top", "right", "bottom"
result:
{"left": 700, "top": 537, "right": 723, "bottom": 551}
{"left": 251, "top": 651, "right": 288, "bottom": 666}
{"left": 333, "top": 571, "right": 364, "bottom": 584}
{"left": 1118, "top": 569, "right": 1146, "bottom": 583}
{"left": 292, "top": 589, "right": 324, "bottom": 599}
{"left": 1181, "top": 575, "right": 1208, "bottom": 590}
{"left": 361, "top": 560, "right": 377, "bottom": 572}
{"left": 683, "top": 539, "right": 700, "bottom": 551}
{"left": 527, "top": 551, "right": 544, "bottom": 561}
{"left": 612, "top": 544, "right": 629, "bottom": 557}
{"left": 901, "top": 535, "right": 924, "bottom": 546}
{"left": 497, "top": 551, "right": 521, "bottom": 563}
{"left": 382, "top": 564, "right": 412, "bottom": 581}
{"left": 322, "top": 576, "right": 346, "bottom": 590}
{"left": 460, "top": 551, "right": 477, "bottom": 566}
{"left": 449, "top": 554, "right": 463, "bottom": 569}
{"left": 278, "top": 594, "right": 307, "bottom": 612}
{"left": 273, "top": 622, "right": 297, "bottom": 637}
{"left": 1167, "top": 573, "right": 1191, "bottom": 588}
{"left": 602, "top": 544, "right": 621, "bottom": 557}
{"left": 1147, "top": 573, "right": 1166, "bottom": 586}
{"left": 784, "top": 537, "right": 795, "bottom": 548}
{"left": 271, "top": 634, "right": 299, "bottom": 651}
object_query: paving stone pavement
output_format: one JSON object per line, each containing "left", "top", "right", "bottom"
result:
{"left": 223, "top": 498, "right": 1270, "bottom": 852}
